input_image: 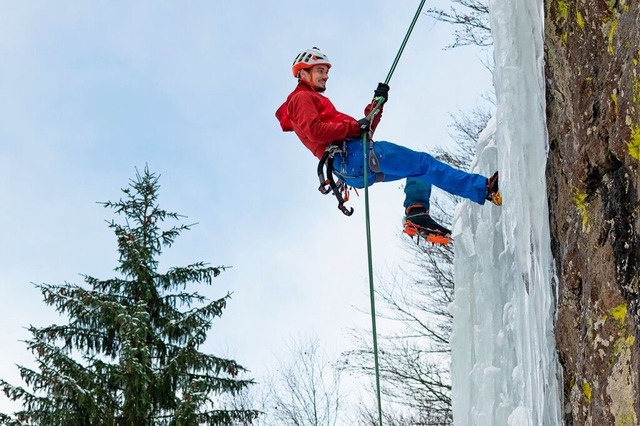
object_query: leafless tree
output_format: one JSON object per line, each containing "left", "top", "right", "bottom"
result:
{"left": 427, "top": 0, "right": 491, "bottom": 49}
{"left": 229, "top": 335, "right": 345, "bottom": 426}
{"left": 270, "top": 336, "right": 343, "bottom": 426}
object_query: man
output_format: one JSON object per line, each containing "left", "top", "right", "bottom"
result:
{"left": 276, "top": 47, "right": 501, "bottom": 243}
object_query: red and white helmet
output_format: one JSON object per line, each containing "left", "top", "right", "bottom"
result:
{"left": 292, "top": 47, "right": 331, "bottom": 78}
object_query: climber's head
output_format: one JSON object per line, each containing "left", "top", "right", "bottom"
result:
{"left": 292, "top": 47, "right": 331, "bottom": 92}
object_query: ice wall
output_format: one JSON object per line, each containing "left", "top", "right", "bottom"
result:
{"left": 450, "top": 0, "right": 563, "bottom": 424}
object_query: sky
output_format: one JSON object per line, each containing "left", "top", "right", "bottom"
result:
{"left": 0, "top": 0, "right": 492, "bottom": 414}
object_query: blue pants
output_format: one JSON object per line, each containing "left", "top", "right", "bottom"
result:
{"left": 332, "top": 139, "right": 487, "bottom": 210}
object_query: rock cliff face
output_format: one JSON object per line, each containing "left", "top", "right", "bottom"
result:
{"left": 544, "top": 0, "right": 640, "bottom": 424}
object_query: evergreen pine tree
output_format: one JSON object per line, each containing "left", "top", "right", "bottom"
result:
{"left": 0, "top": 167, "right": 259, "bottom": 425}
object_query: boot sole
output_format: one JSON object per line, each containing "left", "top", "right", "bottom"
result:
{"left": 403, "top": 222, "right": 452, "bottom": 245}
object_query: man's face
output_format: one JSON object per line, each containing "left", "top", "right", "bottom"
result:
{"left": 302, "top": 65, "right": 329, "bottom": 92}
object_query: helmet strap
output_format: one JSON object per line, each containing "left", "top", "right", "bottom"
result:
{"left": 299, "top": 68, "right": 319, "bottom": 92}
{"left": 308, "top": 69, "right": 316, "bottom": 89}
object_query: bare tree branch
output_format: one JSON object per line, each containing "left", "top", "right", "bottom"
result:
{"left": 426, "top": 0, "right": 491, "bottom": 49}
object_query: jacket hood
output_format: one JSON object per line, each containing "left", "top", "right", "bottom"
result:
{"left": 275, "top": 82, "right": 315, "bottom": 132}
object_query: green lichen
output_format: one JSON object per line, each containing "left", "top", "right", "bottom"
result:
{"left": 632, "top": 76, "right": 640, "bottom": 103}
{"left": 627, "top": 60, "right": 640, "bottom": 162}
{"left": 572, "top": 188, "right": 588, "bottom": 228}
{"left": 608, "top": 18, "right": 618, "bottom": 55}
{"left": 606, "top": 303, "right": 637, "bottom": 426}
{"left": 609, "top": 303, "right": 627, "bottom": 325}
{"left": 583, "top": 381, "right": 592, "bottom": 403}
{"left": 582, "top": 382, "right": 591, "bottom": 403}
{"left": 604, "top": 304, "right": 632, "bottom": 363}
{"left": 557, "top": 0, "right": 569, "bottom": 21}
{"left": 576, "top": 9, "right": 584, "bottom": 29}
{"left": 611, "top": 91, "right": 619, "bottom": 115}
{"left": 629, "top": 126, "right": 640, "bottom": 161}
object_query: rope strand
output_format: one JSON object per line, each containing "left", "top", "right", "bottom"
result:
{"left": 384, "top": 0, "right": 427, "bottom": 85}
{"left": 362, "top": 1, "right": 427, "bottom": 425}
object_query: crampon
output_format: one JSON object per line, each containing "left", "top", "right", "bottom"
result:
{"left": 403, "top": 221, "right": 452, "bottom": 245}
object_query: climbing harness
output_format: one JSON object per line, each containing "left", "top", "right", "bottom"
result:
{"left": 317, "top": 139, "right": 385, "bottom": 216}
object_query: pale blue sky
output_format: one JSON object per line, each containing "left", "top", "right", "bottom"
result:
{"left": 0, "top": 0, "right": 491, "bottom": 411}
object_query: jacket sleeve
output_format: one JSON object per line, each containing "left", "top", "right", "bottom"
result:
{"left": 288, "top": 92, "right": 360, "bottom": 142}
{"left": 364, "top": 100, "right": 384, "bottom": 135}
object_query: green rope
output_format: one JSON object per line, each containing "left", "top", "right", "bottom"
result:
{"left": 362, "top": 1, "right": 427, "bottom": 425}
{"left": 384, "top": 0, "right": 427, "bottom": 85}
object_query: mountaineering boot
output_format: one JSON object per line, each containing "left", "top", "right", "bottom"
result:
{"left": 403, "top": 205, "right": 452, "bottom": 245}
{"left": 486, "top": 171, "right": 502, "bottom": 206}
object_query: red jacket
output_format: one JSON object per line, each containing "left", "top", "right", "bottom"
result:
{"left": 276, "top": 81, "right": 382, "bottom": 159}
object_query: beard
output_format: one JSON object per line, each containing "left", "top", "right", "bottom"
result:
{"left": 315, "top": 85, "right": 326, "bottom": 93}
